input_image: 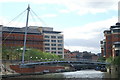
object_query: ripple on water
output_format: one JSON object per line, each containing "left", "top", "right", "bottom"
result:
{"left": 62, "top": 70, "right": 105, "bottom": 78}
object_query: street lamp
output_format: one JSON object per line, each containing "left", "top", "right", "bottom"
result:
{"left": 36, "top": 57, "right": 38, "bottom": 61}
{"left": 29, "top": 56, "right": 32, "bottom": 62}
{"left": 40, "top": 58, "right": 42, "bottom": 61}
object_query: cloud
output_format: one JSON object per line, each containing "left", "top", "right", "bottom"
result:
{"left": 1, "top": 0, "right": 118, "bottom": 15}
{"left": 64, "top": 16, "right": 117, "bottom": 53}
{"left": 41, "top": 14, "right": 57, "bottom": 18}
{"left": 59, "top": 9, "right": 70, "bottom": 13}
{"left": 58, "top": 0, "right": 118, "bottom": 15}
{"left": 63, "top": 16, "right": 117, "bottom": 40}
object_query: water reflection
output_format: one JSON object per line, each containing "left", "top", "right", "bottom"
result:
{"left": 19, "top": 70, "right": 118, "bottom": 78}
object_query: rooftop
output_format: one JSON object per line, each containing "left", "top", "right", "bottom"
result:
{"left": 2, "top": 26, "right": 62, "bottom": 34}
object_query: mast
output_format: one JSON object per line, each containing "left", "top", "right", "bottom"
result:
{"left": 22, "top": 5, "right": 30, "bottom": 64}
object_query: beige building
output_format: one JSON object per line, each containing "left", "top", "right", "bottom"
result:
{"left": 38, "top": 27, "right": 64, "bottom": 58}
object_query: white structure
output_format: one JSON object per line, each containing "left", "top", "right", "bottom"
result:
{"left": 38, "top": 27, "right": 64, "bottom": 58}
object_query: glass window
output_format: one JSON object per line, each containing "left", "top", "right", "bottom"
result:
{"left": 51, "top": 36, "right": 56, "bottom": 38}
{"left": 113, "top": 29, "right": 120, "bottom": 33}
{"left": 45, "top": 35, "right": 49, "bottom": 38}
{"left": 45, "top": 43, "right": 50, "bottom": 46}
{"left": 58, "top": 52, "right": 62, "bottom": 54}
{"left": 115, "top": 44, "right": 120, "bottom": 47}
{"left": 51, "top": 44, "right": 56, "bottom": 46}
{"left": 51, "top": 48, "right": 56, "bottom": 50}
{"left": 58, "top": 40, "right": 62, "bottom": 43}
{"left": 51, "top": 40, "right": 56, "bottom": 42}
{"left": 58, "top": 44, "right": 62, "bottom": 46}
{"left": 58, "top": 36, "right": 63, "bottom": 39}
{"left": 44, "top": 39, "right": 50, "bottom": 42}
{"left": 58, "top": 48, "right": 62, "bottom": 50}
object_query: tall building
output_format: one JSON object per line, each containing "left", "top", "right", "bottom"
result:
{"left": 101, "top": 22, "right": 120, "bottom": 58}
{"left": 2, "top": 25, "right": 64, "bottom": 58}
{"left": 38, "top": 27, "right": 64, "bottom": 58}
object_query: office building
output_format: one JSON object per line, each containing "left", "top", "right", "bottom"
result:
{"left": 38, "top": 27, "right": 64, "bottom": 58}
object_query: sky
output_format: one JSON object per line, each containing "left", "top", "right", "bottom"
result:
{"left": 0, "top": 0, "right": 119, "bottom": 53}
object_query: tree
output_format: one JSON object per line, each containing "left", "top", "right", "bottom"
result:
{"left": 97, "top": 57, "right": 106, "bottom": 62}
{"left": 2, "top": 47, "right": 61, "bottom": 61}
{"left": 113, "top": 56, "right": 120, "bottom": 66}
{"left": 106, "top": 56, "right": 113, "bottom": 63}
{"left": 2, "top": 46, "right": 22, "bottom": 60}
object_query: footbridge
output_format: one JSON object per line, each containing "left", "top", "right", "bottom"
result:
{"left": 22, "top": 61, "right": 109, "bottom": 70}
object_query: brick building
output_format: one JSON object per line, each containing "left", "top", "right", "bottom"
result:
{"left": 100, "top": 22, "right": 120, "bottom": 58}
{"left": 2, "top": 25, "right": 44, "bottom": 51}
{"left": 1, "top": 25, "right": 64, "bottom": 58}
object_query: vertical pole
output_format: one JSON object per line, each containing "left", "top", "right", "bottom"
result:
{"left": 118, "top": 1, "right": 120, "bottom": 22}
{"left": 22, "top": 5, "right": 30, "bottom": 64}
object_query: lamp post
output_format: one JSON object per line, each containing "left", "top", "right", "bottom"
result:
{"left": 36, "top": 57, "right": 38, "bottom": 61}
{"left": 41, "top": 58, "right": 42, "bottom": 62}
{"left": 30, "top": 56, "right": 32, "bottom": 62}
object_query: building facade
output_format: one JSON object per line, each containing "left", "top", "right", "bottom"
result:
{"left": 101, "top": 22, "right": 120, "bottom": 58}
{"left": 2, "top": 25, "right": 64, "bottom": 58}
{"left": 38, "top": 27, "right": 64, "bottom": 58}
{"left": 2, "top": 26, "right": 44, "bottom": 51}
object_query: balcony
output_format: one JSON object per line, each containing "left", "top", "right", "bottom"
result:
{"left": 113, "top": 42, "right": 120, "bottom": 50}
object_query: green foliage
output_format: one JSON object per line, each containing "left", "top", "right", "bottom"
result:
{"left": 97, "top": 57, "right": 106, "bottom": 62}
{"left": 2, "top": 46, "right": 22, "bottom": 60}
{"left": 113, "top": 56, "right": 120, "bottom": 66}
{"left": 2, "top": 47, "right": 61, "bottom": 61}
{"left": 106, "top": 56, "right": 113, "bottom": 63}
{"left": 105, "top": 56, "right": 120, "bottom": 66}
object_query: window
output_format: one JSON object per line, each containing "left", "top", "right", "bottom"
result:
{"left": 107, "top": 36, "right": 111, "bottom": 40}
{"left": 115, "top": 44, "right": 120, "bottom": 47}
{"left": 58, "top": 44, "right": 62, "bottom": 46}
{"left": 51, "top": 40, "right": 56, "bottom": 42}
{"left": 45, "top": 43, "right": 50, "bottom": 46}
{"left": 44, "top": 39, "right": 50, "bottom": 42}
{"left": 58, "top": 48, "right": 62, "bottom": 50}
{"left": 51, "top": 44, "right": 56, "bottom": 46}
{"left": 113, "top": 29, "right": 120, "bottom": 33}
{"left": 58, "top": 36, "right": 63, "bottom": 39}
{"left": 58, "top": 40, "right": 62, "bottom": 43}
{"left": 58, "top": 52, "right": 62, "bottom": 54}
{"left": 51, "top": 48, "right": 56, "bottom": 50}
{"left": 51, "top": 36, "right": 56, "bottom": 38}
{"left": 45, "top": 35, "right": 49, "bottom": 38}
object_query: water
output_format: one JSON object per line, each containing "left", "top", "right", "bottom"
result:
{"left": 18, "top": 69, "right": 119, "bottom": 79}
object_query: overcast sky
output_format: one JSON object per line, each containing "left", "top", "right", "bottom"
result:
{"left": 0, "top": 0, "right": 119, "bottom": 53}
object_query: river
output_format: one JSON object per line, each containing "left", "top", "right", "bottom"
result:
{"left": 17, "top": 69, "right": 119, "bottom": 79}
